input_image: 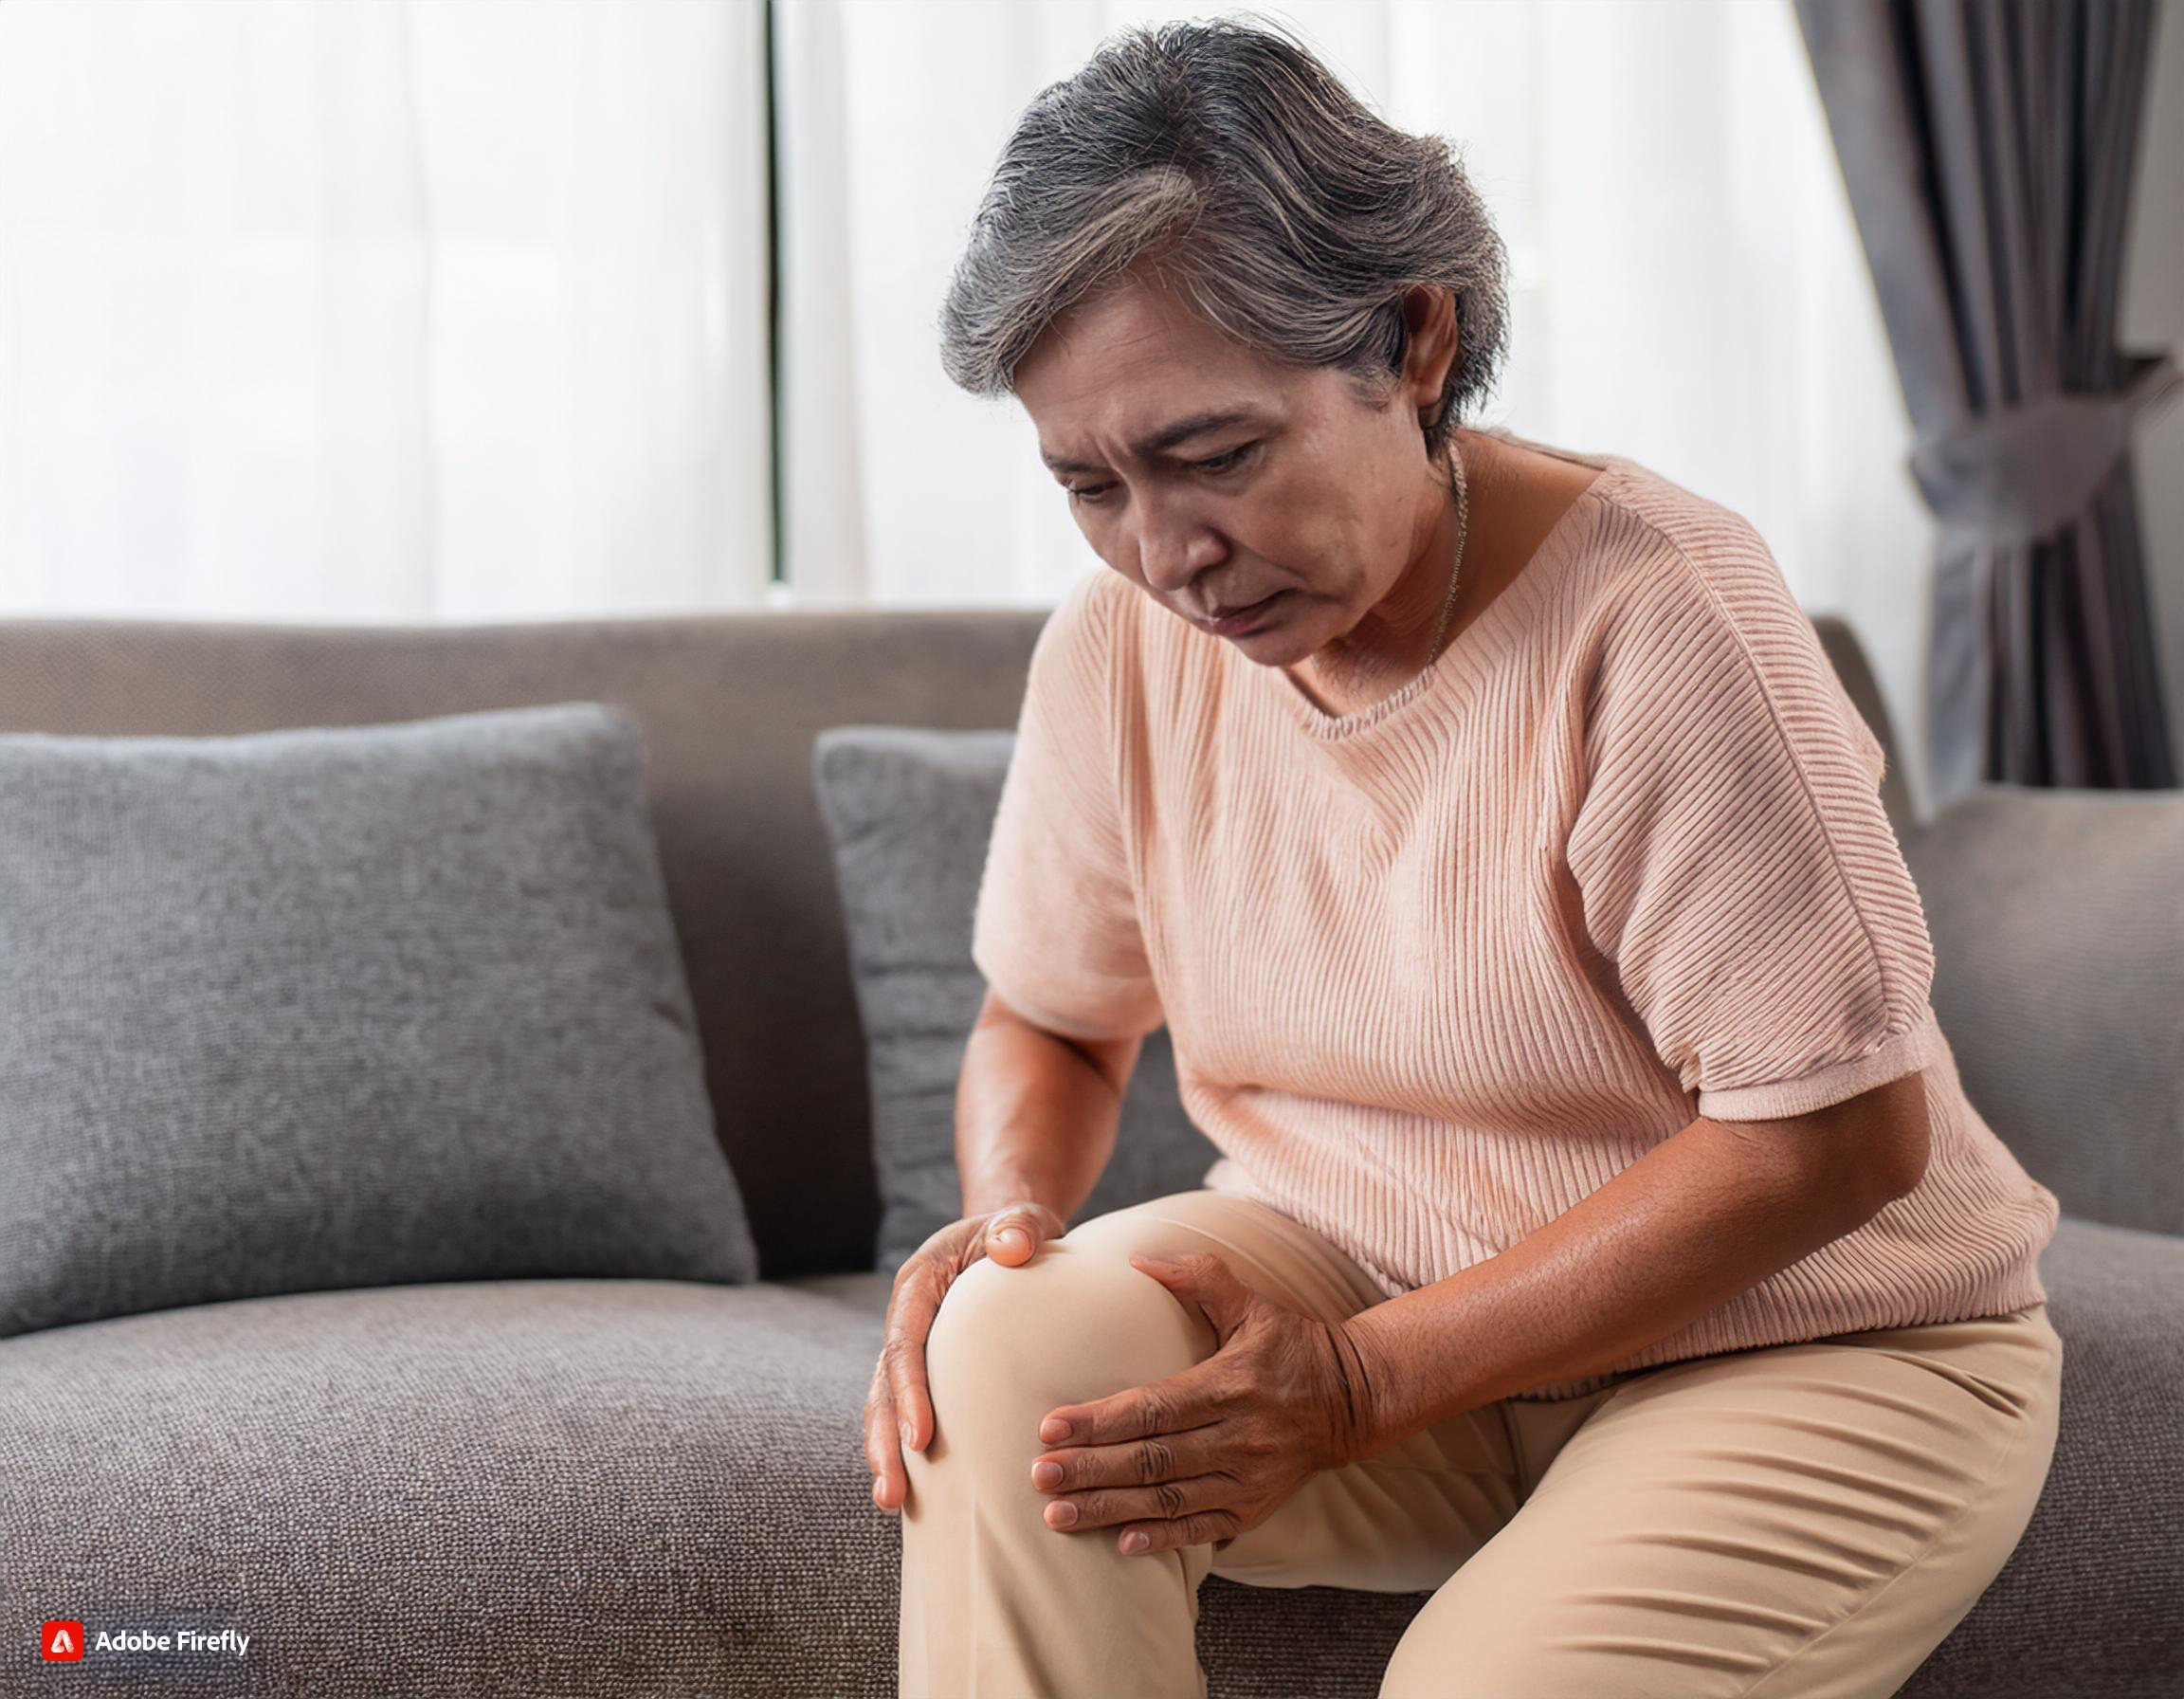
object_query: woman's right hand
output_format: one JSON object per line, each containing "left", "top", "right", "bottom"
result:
{"left": 865, "top": 1199, "right": 1068, "bottom": 1515}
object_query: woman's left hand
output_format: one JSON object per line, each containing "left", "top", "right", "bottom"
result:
{"left": 1028, "top": 1250, "right": 1380, "bottom": 1557}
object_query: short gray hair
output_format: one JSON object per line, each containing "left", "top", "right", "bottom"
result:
{"left": 937, "top": 12, "right": 1510, "bottom": 466}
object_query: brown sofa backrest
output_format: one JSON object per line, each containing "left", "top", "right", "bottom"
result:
{"left": 0, "top": 606, "right": 1895, "bottom": 1278}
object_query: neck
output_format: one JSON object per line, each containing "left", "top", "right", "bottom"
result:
{"left": 1290, "top": 431, "right": 1495, "bottom": 705}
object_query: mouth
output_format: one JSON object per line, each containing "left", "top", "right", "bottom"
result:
{"left": 1200, "top": 591, "right": 1285, "bottom": 634}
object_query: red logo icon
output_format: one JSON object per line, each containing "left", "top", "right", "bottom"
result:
{"left": 42, "top": 1621, "right": 85, "bottom": 1661}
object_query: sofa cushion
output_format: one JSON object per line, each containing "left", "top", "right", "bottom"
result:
{"left": 1902, "top": 783, "right": 2184, "bottom": 1236}
{"left": 1928, "top": 1215, "right": 2184, "bottom": 1697}
{"left": 810, "top": 724, "right": 1213, "bottom": 1271}
{"left": 0, "top": 703, "right": 755, "bottom": 1338}
{"left": 1, "top": 1215, "right": 2170, "bottom": 1697}
{"left": 0, "top": 1278, "right": 887, "bottom": 1696}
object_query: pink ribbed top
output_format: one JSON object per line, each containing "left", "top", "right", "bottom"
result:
{"left": 971, "top": 439, "right": 2059, "bottom": 1399}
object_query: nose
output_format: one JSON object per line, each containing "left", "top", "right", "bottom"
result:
{"left": 1128, "top": 489, "right": 1227, "bottom": 600}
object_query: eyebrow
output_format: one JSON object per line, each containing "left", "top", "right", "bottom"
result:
{"left": 1039, "top": 409, "right": 1267, "bottom": 475}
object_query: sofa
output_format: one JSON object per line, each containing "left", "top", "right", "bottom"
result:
{"left": 1, "top": 603, "right": 2177, "bottom": 1699}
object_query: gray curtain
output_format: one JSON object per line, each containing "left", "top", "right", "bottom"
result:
{"left": 1793, "top": 0, "right": 2180, "bottom": 804}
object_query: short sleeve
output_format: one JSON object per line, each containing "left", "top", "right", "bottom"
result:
{"left": 970, "top": 572, "right": 1164, "bottom": 1043}
{"left": 1562, "top": 536, "right": 1938, "bottom": 1122}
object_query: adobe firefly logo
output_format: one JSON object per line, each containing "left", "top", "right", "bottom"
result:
{"left": 40, "top": 1620, "right": 250, "bottom": 1660}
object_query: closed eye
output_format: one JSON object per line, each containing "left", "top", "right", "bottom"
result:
{"left": 1065, "top": 443, "right": 1258, "bottom": 507}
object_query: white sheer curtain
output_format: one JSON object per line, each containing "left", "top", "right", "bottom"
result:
{"left": 775, "top": 0, "right": 1940, "bottom": 813}
{"left": 0, "top": 0, "right": 774, "bottom": 624}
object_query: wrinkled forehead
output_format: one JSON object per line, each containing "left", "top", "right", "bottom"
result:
{"left": 1021, "top": 281, "right": 1264, "bottom": 404}
{"left": 1021, "top": 310, "right": 1314, "bottom": 475}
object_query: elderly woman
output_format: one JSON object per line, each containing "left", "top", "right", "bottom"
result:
{"left": 864, "top": 17, "right": 2062, "bottom": 1699}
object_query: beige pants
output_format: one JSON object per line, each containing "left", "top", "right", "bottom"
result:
{"left": 898, "top": 1188, "right": 2063, "bottom": 1699}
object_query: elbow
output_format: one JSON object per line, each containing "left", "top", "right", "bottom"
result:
{"left": 974, "top": 987, "right": 1143, "bottom": 1104}
{"left": 1864, "top": 1070, "right": 1933, "bottom": 1207}
{"left": 1715, "top": 1069, "right": 1933, "bottom": 1224}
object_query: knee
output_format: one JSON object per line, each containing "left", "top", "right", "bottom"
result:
{"left": 923, "top": 1238, "right": 1217, "bottom": 1440}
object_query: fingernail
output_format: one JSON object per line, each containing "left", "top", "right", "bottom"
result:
{"left": 1031, "top": 1460, "right": 1063, "bottom": 1489}
{"left": 1121, "top": 1531, "right": 1149, "bottom": 1553}
{"left": 1046, "top": 1502, "right": 1078, "bottom": 1528}
{"left": 900, "top": 1418, "right": 916, "bottom": 1449}
{"left": 1040, "top": 1416, "right": 1070, "bottom": 1442}
{"left": 996, "top": 1227, "right": 1028, "bottom": 1251}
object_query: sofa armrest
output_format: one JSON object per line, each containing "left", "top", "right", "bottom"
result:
{"left": 1901, "top": 782, "right": 2183, "bottom": 1236}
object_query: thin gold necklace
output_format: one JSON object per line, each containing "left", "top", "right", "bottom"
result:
{"left": 1283, "top": 434, "right": 1471, "bottom": 715}
{"left": 1422, "top": 435, "right": 1470, "bottom": 668}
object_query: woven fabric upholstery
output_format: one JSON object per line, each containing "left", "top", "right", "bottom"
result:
{"left": 0, "top": 703, "right": 755, "bottom": 1338}
{"left": 1903, "top": 784, "right": 2184, "bottom": 1235}
{"left": 1, "top": 1279, "right": 884, "bottom": 1697}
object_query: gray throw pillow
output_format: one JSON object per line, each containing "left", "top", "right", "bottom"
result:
{"left": 811, "top": 724, "right": 1211, "bottom": 1273}
{"left": 0, "top": 702, "right": 756, "bottom": 1339}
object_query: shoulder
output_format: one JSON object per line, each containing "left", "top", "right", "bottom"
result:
{"left": 1047, "top": 567, "right": 1205, "bottom": 693}
{"left": 1027, "top": 570, "right": 1172, "bottom": 743}
{"left": 1027, "top": 569, "right": 1122, "bottom": 689}
{"left": 1583, "top": 460, "right": 1785, "bottom": 622}
{"left": 1578, "top": 464, "right": 1828, "bottom": 682}
{"left": 1577, "top": 463, "right": 1884, "bottom": 779}
{"left": 1042, "top": 567, "right": 1155, "bottom": 664}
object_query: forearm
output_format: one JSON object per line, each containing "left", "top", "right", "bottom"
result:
{"left": 955, "top": 1014, "right": 1126, "bottom": 1219}
{"left": 1336, "top": 1115, "right": 1891, "bottom": 1458}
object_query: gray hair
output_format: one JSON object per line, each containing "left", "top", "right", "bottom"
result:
{"left": 936, "top": 11, "right": 1510, "bottom": 467}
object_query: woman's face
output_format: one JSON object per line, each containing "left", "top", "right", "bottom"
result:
{"left": 1015, "top": 271, "right": 1461, "bottom": 669}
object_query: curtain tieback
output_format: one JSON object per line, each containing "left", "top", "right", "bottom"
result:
{"left": 1906, "top": 348, "right": 2182, "bottom": 548}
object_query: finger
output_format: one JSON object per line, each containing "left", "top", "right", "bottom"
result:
{"left": 1114, "top": 1508, "right": 1242, "bottom": 1557}
{"left": 1039, "top": 1365, "right": 1220, "bottom": 1449}
{"left": 1128, "top": 1251, "right": 1252, "bottom": 1339}
{"left": 984, "top": 1208, "right": 1049, "bottom": 1267}
{"left": 885, "top": 1279, "right": 942, "bottom": 1454}
{"left": 1038, "top": 1471, "right": 1234, "bottom": 1536}
{"left": 863, "top": 1376, "right": 905, "bottom": 1514}
{"left": 1030, "top": 1429, "right": 1216, "bottom": 1496}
